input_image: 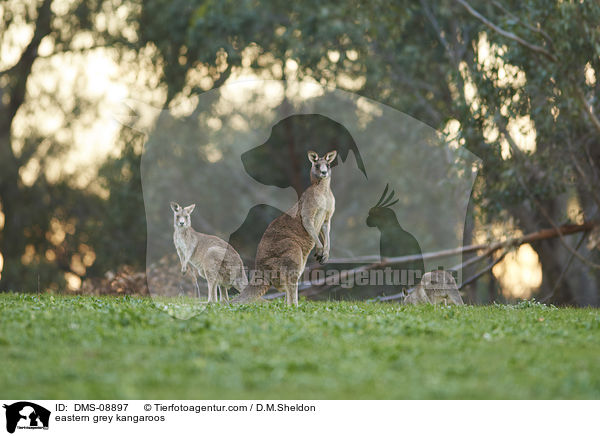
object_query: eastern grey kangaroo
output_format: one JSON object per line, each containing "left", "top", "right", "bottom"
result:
{"left": 404, "top": 270, "right": 464, "bottom": 305}
{"left": 232, "top": 150, "right": 337, "bottom": 306}
{"left": 171, "top": 202, "right": 248, "bottom": 302}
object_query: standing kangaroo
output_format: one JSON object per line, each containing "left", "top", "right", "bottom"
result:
{"left": 171, "top": 202, "right": 248, "bottom": 302}
{"left": 232, "top": 150, "right": 337, "bottom": 306}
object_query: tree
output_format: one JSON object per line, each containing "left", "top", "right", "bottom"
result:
{"left": 0, "top": 0, "right": 137, "bottom": 291}
{"left": 418, "top": 0, "right": 600, "bottom": 305}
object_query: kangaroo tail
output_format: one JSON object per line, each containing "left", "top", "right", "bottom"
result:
{"left": 231, "top": 281, "right": 270, "bottom": 304}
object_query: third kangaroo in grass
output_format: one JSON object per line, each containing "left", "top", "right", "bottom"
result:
{"left": 404, "top": 270, "right": 464, "bottom": 305}
{"left": 171, "top": 202, "right": 248, "bottom": 302}
{"left": 232, "top": 150, "right": 337, "bottom": 306}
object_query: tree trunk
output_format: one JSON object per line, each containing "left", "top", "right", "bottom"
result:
{"left": 0, "top": 188, "right": 27, "bottom": 292}
{"left": 0, "top": 129, "right": 26, "bottom": 291}
{"left": 0, "top": 0, "right": 53, "bottom": 292}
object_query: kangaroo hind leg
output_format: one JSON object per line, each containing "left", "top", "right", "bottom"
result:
{"left": 220, "top": 286, "right": 229, "bottom": 302}
{"left": 188, "top": 265, "right": 202, "bottom": 299}
{"left": 206, "top": 281, "right": 218, "bottom": 303}
{"left": 276, "top": 241, "right": 303, "bottom": 307}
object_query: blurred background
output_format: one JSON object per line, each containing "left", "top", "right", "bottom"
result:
{"left": 0, "top": 0, "right": 598, "bottom": 305}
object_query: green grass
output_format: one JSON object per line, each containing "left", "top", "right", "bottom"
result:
{"left": 1, "top": 293, "right": 599, "bottom": 399}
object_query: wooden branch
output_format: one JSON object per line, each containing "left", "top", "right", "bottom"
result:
{"left": 499, "top": 125, "right": 600, "bottom": 270}
{"left": 450, "top": 246, "right": 497, "bottom": 271}
{"left": 453, "top": 0, "right": 557, "bottom": 62}
{"left": 420, "top": 0, "right": 455, "bottom": 63}
{"left": 521, "top": 189, "right": 600, "bottom": 270}
{"left": 6, "top": 0, "right": 53, "bottom": 120}
{"left": 541, "top": 231, "right": 588, "bottom": 303}
{"left": 348, "top": 222, "right": 593, "bottom": 270}
{"left": 509, "top": 159, "right": 600, "bottom": 270}
{"left": 583, "top": 141, "right": 600, "bottom": 183}
{"left": 376, "top": 290, "right": 407, "bottom": 302}
{"left": 376, "top": 249, "right": 508, "bottom": 302}
{"left": 0, "top": 64, "right": 18, "bottom": 77}
{"left": 490, "top": 0, "right": 554, "bottom": 47}
{"left": 575, "top": 85, "right": 600, "bottom": 135}
{"left": 262, "top": 222, "right": 596, "bottom": 301}
{"left": 567, "top": 142, "right": 600, "bottom": 212}
{"left": 458, "top": 250, "right": 507, "bottom": 290}
{"left": 0, "top": 0, "right": 53, "bottom": 195}
{"left": 212, "top": 63, "right": 233, "bottom": 89}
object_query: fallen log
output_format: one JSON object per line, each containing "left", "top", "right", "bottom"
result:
{"left": 264, "top": 221, "right": 597, "bottom": 301}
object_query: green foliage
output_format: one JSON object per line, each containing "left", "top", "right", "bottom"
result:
{"left": 140, "top": 0, "right": 600, "bottom": 218}
{"left": 91, "top": 136, "right": 147, "bottom": 275}
{"left": 1, "top": 294, "right": 599, "bottom": 398}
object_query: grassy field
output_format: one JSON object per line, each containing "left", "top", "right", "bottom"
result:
{"left": 1, "top": 293, "right": 599, "bottom": 399}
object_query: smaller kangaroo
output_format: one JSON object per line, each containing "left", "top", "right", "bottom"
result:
{"left": 404, "top": 270, "right": 464, "bottom": 305}
{"left": 232, "top": 150, "right": 337, "bottom": 306}
{"left": 171, "top": 202, "right": 248, "bottom": 302}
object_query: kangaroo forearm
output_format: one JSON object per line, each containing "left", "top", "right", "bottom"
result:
{"left": 320, "top": 232, "right": 329, "bottom": 251}
{"left": 321, "top": 222, "right": 331, "bottom": 250}
{"left": 309, "top": 228, "right": 322, "bottom": 247}
{"left": 175, "top": 248, "right": 186, "bottom": 267}
{"left": 318, "top": 227, "right": 326, "bottom": 246}
{"left": 302, "top": 215, "right": 323, "bottom": 248}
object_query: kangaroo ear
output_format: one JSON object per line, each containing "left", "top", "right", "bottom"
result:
{"left": 324, "top": 150, "right": 337, "bottom": 163}
{"left": 170, "top": 202, "right": 180, "bottom": 212}
{"left": 307, "top": 151, "right": 319, "bottom": 163}
{"left": 184, "top": 204, "right": 196, "bottom": 214}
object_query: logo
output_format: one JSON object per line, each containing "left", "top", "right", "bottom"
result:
{"left": 3, "top": 402, "right": 50, "bottom": 434}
